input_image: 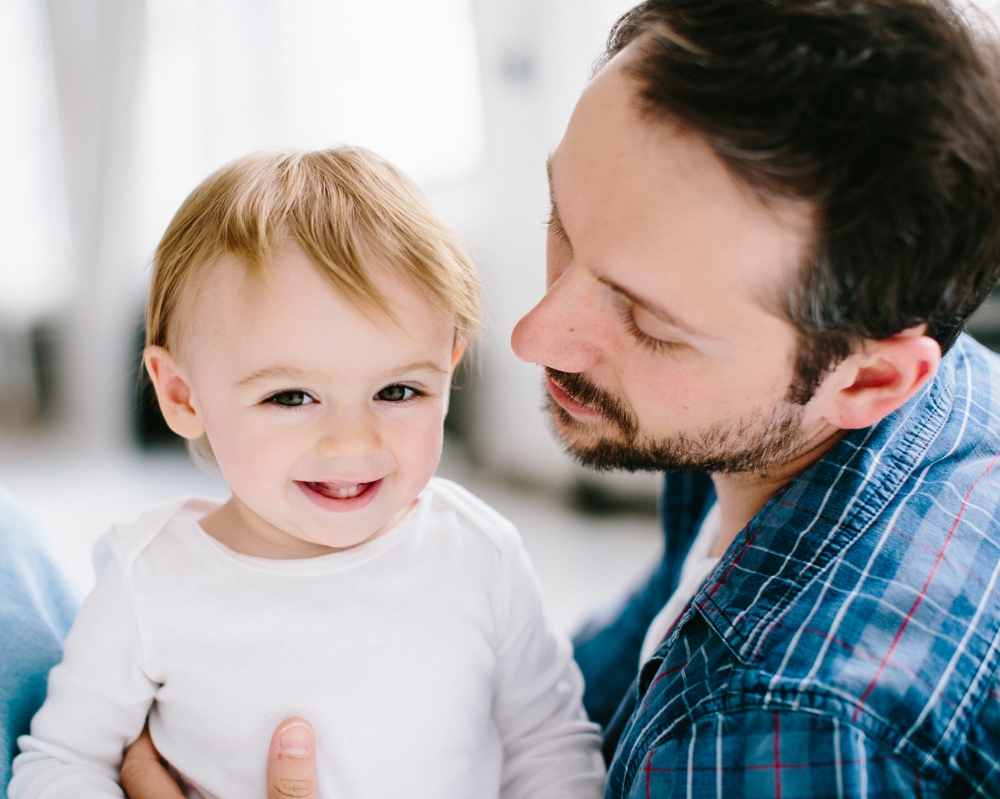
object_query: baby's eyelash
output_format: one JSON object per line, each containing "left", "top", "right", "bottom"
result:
{"left": 376, "top": 384, "right": 425, "bottom": 403}
{"left": 615, "top": 304, "right": 680, "bottom": 354}
{"left": 263, "top": 390, "right": 316, "bottom": 407}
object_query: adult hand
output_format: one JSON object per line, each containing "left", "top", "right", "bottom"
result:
{"left": 120, "top": 717, "right": 318, "bottom": 799}
{"left": 265, "top": 718, "right": 318, "bottom": 799}
{"left": 119, "top": 723, "right": 184, "bottom": 799}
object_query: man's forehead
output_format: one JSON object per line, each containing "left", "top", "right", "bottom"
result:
{"left": 548, "top": 60, "right": 709, "bottom": 212}
{"left": 547, "top": 58, "right": 815, "bottom": 330}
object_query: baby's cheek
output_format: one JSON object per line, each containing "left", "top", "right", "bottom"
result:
{"left": 213, "top": 432, "right": 276, "bottom": 492}
{"left": 394, "top": 413, "right": 445, "bottom": 468}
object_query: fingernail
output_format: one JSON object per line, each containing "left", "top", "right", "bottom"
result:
{"left": 278, "top": 722, "right": 314, "bottom": 757}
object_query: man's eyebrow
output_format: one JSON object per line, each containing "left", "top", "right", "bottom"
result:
{"left": 597, "top": 276, "right": 707, "bottom": 338}
{"left": 545, "top": 153, "right": 569, "bottom": 239}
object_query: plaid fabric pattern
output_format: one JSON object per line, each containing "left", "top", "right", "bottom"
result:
{"left": 575, "top": 335, "right": 1000, "bottom": 798}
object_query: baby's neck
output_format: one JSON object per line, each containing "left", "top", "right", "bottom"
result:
{"left": 199, "top": 497, "right": 413, "bottom": 559}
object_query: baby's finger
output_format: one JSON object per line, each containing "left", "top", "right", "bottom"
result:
{"left": 267, "top": 718, "right": 318, "bottom": 799}
{"left": 120, "top": 723, "right": 186, "bottom": 799}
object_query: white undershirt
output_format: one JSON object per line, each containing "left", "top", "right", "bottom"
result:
{"left": 639, "top": 503, "right": 721, "bottom": 665}
{"left": 11, "top": 478, "right": 604, "bottom": 799}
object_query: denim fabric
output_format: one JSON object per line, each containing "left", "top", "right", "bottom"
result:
{"left": 575, "top": 334, "right": 1000, "bottom": 798}
{"left": 575, "top": 472, "right": 715, "bottom": 734}
{"left": 0, "top": 490, "right": 78, "bottom": 792}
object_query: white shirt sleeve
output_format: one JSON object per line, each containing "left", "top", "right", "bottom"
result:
{"left": 8, "top": 537, "right": 157, "bottom": 799}
{"left": 491, "top": 539, "right": 605, "bottom": 799}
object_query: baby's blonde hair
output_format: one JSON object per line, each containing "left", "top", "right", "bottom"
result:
{"left": 146, "top": 146, "right": 483, "bottom": 352}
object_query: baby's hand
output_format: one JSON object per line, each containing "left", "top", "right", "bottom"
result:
{"left": 120, "top": 718, "right": 318, "bottom": 799}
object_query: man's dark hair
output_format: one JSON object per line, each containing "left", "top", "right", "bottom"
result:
{"left": 606, "top": 0, "right": 1000, "bottom": 402}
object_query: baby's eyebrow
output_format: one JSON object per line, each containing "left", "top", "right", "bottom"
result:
{"left": 236, "top": 366, "right": 315, "bottom": 388}
{"left": 236, "top": 361, "right": 449, "bottom": 388}
{"left": 390, "top": 361, "right": 450, "bottom": 377}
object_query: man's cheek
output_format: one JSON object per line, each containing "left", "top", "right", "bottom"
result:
{"left": 629, "top": 371, "right": 703, "bottom": 423}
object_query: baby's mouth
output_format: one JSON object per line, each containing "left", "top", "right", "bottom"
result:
{"left": 301, "top": 480, "right": 378, "bottom": 500}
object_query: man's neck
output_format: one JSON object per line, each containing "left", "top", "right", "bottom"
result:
{"left": 708, "top": 427, "right": 848, "bottom": 558}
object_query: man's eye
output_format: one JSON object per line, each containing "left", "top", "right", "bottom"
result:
{"left": 376, "top": 385, "right": 418, "bottom": 402}
{"left": 547, "top": 211, "right": 571, "bottom": 246}
{"left": 266, "top": 390, "right": 314, "bottom": 407}
{"left": 614, "top": 302, "right": 681, "bottom": 354}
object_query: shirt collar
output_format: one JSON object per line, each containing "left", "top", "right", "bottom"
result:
{"left": 665, "top": 339, "right": 959, "bottom": 664}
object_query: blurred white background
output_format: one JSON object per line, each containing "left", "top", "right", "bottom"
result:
{"left": 0, "top": 0, "right": 664, "bottom": 630}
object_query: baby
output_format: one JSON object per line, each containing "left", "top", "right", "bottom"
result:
{"left": 9, "top": 148, "right": 604, "bottom": 799}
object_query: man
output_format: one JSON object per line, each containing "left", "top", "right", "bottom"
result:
{"left": 0, "top": 490, "right": 77, "bottom": 793}
{"left": 125, "top": 0, "right": 1000, "bottom": 795}
{"left": 512, "top": 0, "right": 1000, "bottom": 795}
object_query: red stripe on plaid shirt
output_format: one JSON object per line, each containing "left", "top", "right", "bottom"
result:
{"left": 851, "top": 451, "right": 1000, "bottom": 723}
{"left": 773, "top": 712, "right": 783, "bottom": 799}
{"left": 643, "top": 755, "right": 902, "bottom": 774}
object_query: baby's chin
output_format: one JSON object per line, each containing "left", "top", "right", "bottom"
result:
{"left": 285, "top": 484, "right": 421, "bottom": 552}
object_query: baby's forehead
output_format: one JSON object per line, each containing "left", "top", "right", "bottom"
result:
{"left": 170, "top": 246, "right": 457, "bottom": 359}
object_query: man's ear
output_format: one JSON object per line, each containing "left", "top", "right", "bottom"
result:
{"left": 820, "top": 327, "right": 941, "bottom": 430}
{"left": 143, "top": 346, "right": 205, "bottom": 440}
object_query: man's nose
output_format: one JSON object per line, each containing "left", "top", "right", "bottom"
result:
{"left": 314, "top": 408, "right": 381, "bottom": 460}
{"left": 510, "top": 267, "right": 602, "bottom": 374}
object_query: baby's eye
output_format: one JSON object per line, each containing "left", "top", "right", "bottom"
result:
{"left": 376, "top": 385, "right": 418, "bottom": 403}
{"left": 265, "top": 390, "right": 315, "bottom": 407}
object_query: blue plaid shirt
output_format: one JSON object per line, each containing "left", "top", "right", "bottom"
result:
{"left": 574, "top": 334, "right": 1000, "bottom": 798}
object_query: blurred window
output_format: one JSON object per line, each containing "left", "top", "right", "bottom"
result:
{"left": 135, "top": 0, "right": 485, "bottom": 252}
{"left": 0, "top": 0, "right": 72, "bottom": 324}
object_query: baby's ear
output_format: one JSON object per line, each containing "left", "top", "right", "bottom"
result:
{"left": 450, "top": 342, "right": 466, "bottom": 370}
{"left": 143, "top": 346, "right": 206, "bottom": 440}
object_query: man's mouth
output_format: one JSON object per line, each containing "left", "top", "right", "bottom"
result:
{"left": 296, "top": 479, "right": 382, "bottom": 511}
{"left": 546, "top": 377, "right": 602, "bottom": 419}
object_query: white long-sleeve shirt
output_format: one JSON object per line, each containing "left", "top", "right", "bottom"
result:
{"left": 10, "top": 477, "right": 604, "bottom": 799}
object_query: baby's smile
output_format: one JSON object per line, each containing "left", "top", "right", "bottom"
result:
{"left": 297, "top": 479, "right": 382, "bottom": 511}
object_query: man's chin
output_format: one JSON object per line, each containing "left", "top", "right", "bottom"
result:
{"left": 548, "top": 398, "right": 809, "bottom": 476}
{"left": 548, "top": 405, "right": 662, "bottom": 473}
{"left": 556, "top": 428, "right": 705, "bottom": 474}
{"left": 549, "top": 402, "right": 613, "bottom": 445}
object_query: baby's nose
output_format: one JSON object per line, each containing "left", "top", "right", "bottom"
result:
{"left": 314, "top": 410, "right": 381, "bottom": 459}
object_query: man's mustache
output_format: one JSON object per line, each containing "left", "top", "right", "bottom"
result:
{"left": 544, "top": 367, "right": 637, "bottom": 439}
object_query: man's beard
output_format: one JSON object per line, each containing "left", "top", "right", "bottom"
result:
{"left": 545, "top": 367, "right": 806, "bottom": 475}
